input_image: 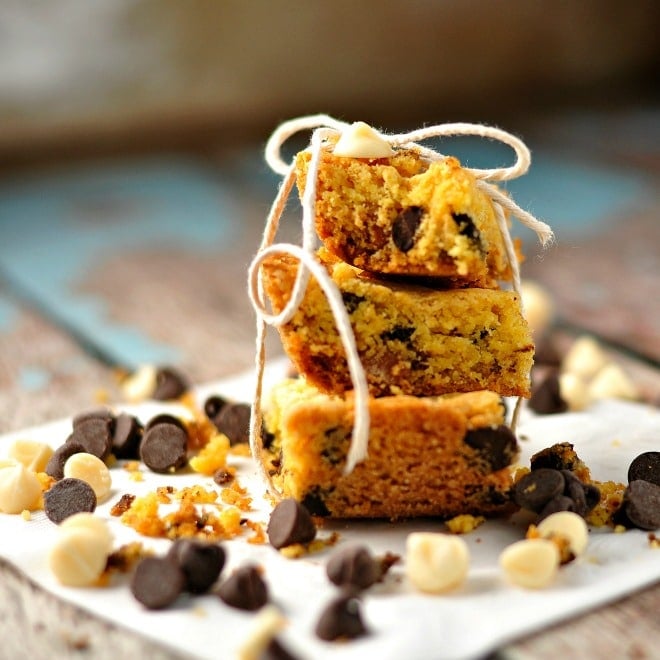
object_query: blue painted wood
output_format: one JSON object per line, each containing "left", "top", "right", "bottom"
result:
{"left": 0, "top": 158, "right": 240, "bottom": 369}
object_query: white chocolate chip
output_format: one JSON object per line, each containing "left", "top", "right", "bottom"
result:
{"left": 588, "top": 363, "right": 638, "bottom": 402}
{"left": 64, "top": 453, "right": 112, "bottom": 502}
{"left": 563, "top": 336, "right": 609, "bottom": 380}
{"left": 499, "top": 538, "right": 560, "bottom": 589}
{"left": 536, "top": 511, "right": 589, "bottom": 558}
{"left": 48, "top": 527, "right": 110, "bottom": 587}
{"left": 405, "top": 532, "right": 469, "bottom": 593}
{"left": 0, "top": 460, "right": 43, "bottom": 514}
{"left": 60, "top": 513, "right": 114, "bottom": 555}
{"left": 9, "top": 439, "right": 54, "bottom": 473}
{"left": 520, "top": 280, "right": 555, "bottom": 337}
{"left": 558, "top": 372, "right": 591, "bottom": 411}
{"left": 333, "top": 121, "right": 394, "bottom": 159}
{"left": 238, "top": 605, "right": 287, "bottom": 660}
{"left": 121, "top": 364, "right": 157, "bottom": 402}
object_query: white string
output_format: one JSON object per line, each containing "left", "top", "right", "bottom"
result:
{"left": 249, "top": 114, "right": 553, "bottom": 477}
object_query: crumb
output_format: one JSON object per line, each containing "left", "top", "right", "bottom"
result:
{"left": 445, "top": 514, "right": 485, "bottom": 534}
{"left": 246, "top": 519, "right": 267, "bottom": 545}
{"left": 110, "top": 493, "right": 136, "bottom": 517}
{"left": 229, "top": 443, "right": 251, "bottom": 457}
{"left": 648, "top": 533, "right": 659, "bottom": 549}
{"left": 220, "top": 481, "right": 252, "bottom": 511}
{"left": 614, "top": 524, "right": 627, "bottom": 534}
{"left": 21, "top": 509, "right": 31, "bottom": 521}
{"left": 189, "top": 434, "right": 230, "bottom": 475}
{"left": 279, "top": 532, "right": 340, "bottom": 559}
{"left": 586, "top": 480, "right": 626, "bottom": 527}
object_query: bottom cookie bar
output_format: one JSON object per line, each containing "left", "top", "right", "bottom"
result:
{"left": 261, "top": 379, "right": 518, "bottom": 519}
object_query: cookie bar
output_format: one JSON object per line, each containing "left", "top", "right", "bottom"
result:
{"left": 296, "top": 147, "right": 519, "bottom": 287}
{"left": 260, "top": 250, "right": 534, "bottom": 398}
{"left": 261, "top": 378, "right": 517, "bottom": 519}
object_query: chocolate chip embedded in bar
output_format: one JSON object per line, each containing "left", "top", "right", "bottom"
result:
{"left": 628, "top": 452, "right": 660, "bottom": 487}
{"left": 218, "top": 565, "right": 268, "bottom": 611}
{"left": 130, "top": 556, "right": 185, "bottom": 609}
{"left": 315, "top": 593, "right": 368, "bottom": 641}
{"left": 392, "top": 206, "right": 423, "bottom": 252}
{"left": 622, "top": 480, "right": 660, "bottom": 531}
{"left": 44, "top": 478, "right": 97, "bottom": 524}
{"left": 464, "top": 425, "right": 518, "bottom": 472}
{"left": 167, "top": 539, "right": 225, "bottom": 594}
{"left": 139, "top": 423, "right": 188, "bottom": 473}
{"left": 326, "top": 545, "right": 382, "bottom": 591}
{"left": 267, "top": 499, "right": 317, "bottom": 550}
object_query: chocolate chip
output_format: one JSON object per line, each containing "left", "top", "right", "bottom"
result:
{"left": 112, "top": 413, "right": 143, "bottom": 460}
{"left": 152, "top": 366, "right": 189, "bottom": 401}
{"left": 267, "top": 499, "right": 317, "bottom": 549}
{"left": 44, "top": 478, "right": 97, "bottom": 524}
{"left": 213, "top": 468, "right": 234, "bottom": 486}
{"left": 210, "top": 402, "right": 250, "bottom": 445}
{"left": 167, "top": 539, "right": 225, "bottom": 594}
{"left": 301, "top": 489, "right": 330, "bottom": 517}
{"left": 464, "top": 425, "right": 518, "bottom": 471}
{"left": 218, "top": 565, "right": 268, "bottom": 611}
{"left": 341, "top": 292, "right": 366, "bottom": 314}
{"left": 561, "top": 470, "right": 588, "bottom": 516}
{"left": 513, "top": 469, "right": 565, "bottom": 512}
{"left": 583, "top": 482, "right": 601, "bottom": 511}
{"left": 380, "top": 326, "right": 415, "bottom": 343}
{"left": 530, "top": 442, "right": 580, "bottom": 472}
{"left": 45, "top": 440, "right": 86, "bottom": 480}
{"left": 623, "top": 480, "right": 660, "bottom": 531}
{"left": 130, "top": 556, "right": 185, "bottom": 609}
{"left": 315, "top": 593, "right": 368, "bottom": 641}
{"left": 73, "top": 408, "right": 115, "bottom": 429}
{"left": 139, "top": 423, "right": 188, "bottom": 473}
{"left": 392, "top": 206, "right": 423, "bottom": 252}
{"left": 262, "top": 637, "right": 299, "bottom": 660}
{"left": 70, "top": 416, "right": 114, "bottom": 460}
{"left": 326, "top": 545, "right": 382, "bottom": 590}
{"left": 537, "top": 495, "right": 577, "bottom": 522}
{"left": 533, "top": 335, "right": 562, "bottom": 367}
{"left": 144, "top": 413, "right": 186, "bottom": 432}
{"left": 628, "top": 452, "right": 660, "bottom": 487}
{"left": 452, "top": 212, "right": 480, "bottom": 243}
{"left": 204, "top": 395, "right": 228, "bottom": 422}
{"left": 528, "top": 371, "right": 568, "bottom": 415}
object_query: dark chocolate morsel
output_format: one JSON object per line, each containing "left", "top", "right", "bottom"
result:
{"left": 528, "top": 371, "right": 568, "bottom": 415}
{"left": 267, "top": 498, "right": 317, "bottom": 549}
{"left": 561, "top": 469, "right": 588, "bottom": 516}
{"left": 130, "top": 556, "right": 185, "bottom": 609}
{"left": 301, "top": 490, "right": 330, "bottom": 517}
{"left": 139, "top": 423, "right": 188, "bottom": 473}
{"left": 44, "top": 478, "right": 97, "bottom": 524}
{"left": 112, "top": 413, "right": 143, "bottom": 460}
{"left": 623, "top": 480, "right": 660, "bottom": 531}
{"left": 262, "top": 637, "right": 300, "bottom": 660}
{"left": 152, "top": 366, "right": 189, "bottom": 401}
{"left": 73, "top": 408, "right": 115, "bottom": 429}
{"left": 583, "top": 482, "right": 601, "bottom": 511}
{"left": 533, "top": 335, "right": 562, "bottom": 367}
{"left": 392, "top": 206, "right": 423, "bottom": 252}
{"left": 326, "top": 545, "right": 382, "bottom": 590}
{"left": 315, "top": 593, "right": 368, "bottom": 641}
{"left": 213, "top": 403, "right": 251, "bottom": 445}
{"left": 464, "top": 425, "right": 518, "bottom": 471}
{"left": 218, "top": 565, "right": 268, "bottom": 611}
{"left": 144, "top": 413, "right": 186, "bottom": 432}
{"left": 452, "top": 212, "right": 480, "bottom": 243}
{"left": 537, "top": 494, "right": 576, "bottom": 522}
{"left": 45, "top": 440, "right": 86, "bottom": 480}
{"left": 167, "top": 539, "right": 225, "bottom": 594}
{"left": 70, "top": 416, "right": 114, "bottom": 460}
{"left": 513, "top": 468, "right": 565, "bottom": 512}
{"left": 204, "top": 395, "right": 228, "bottom": 422}
{"left": 628, "top": 451, "right": 660, "bottom": 487}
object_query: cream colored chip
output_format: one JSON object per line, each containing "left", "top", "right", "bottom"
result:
{"left": 500, "top": 538, "right": 560, "bottom": 589}
{"left": 8, "top": 439, "right": 54, "bottom": 473}
{"left": 558, "top": 372, "right": 591, "bottom": 411}
{"left": 406, "top": 532, "right": 469, "bottom": 594}
{"left": 563, "top": 336, "right": 609, "bottom": 380}
{"left": 60, "top": 512, "right": 114, "bottom": 555}
{"left": 333, "top": 121, "right": 394, "bottom": 159}
{"left": 121, "top": 364, "right": 157, "bottom": 402}
{"left": 238, "top": 605, "right": 287, "bottom": 660}
{"left": 588, "top": 363, "right": 639, "bottom": 401}
{"left": 520, "top": 280, "right": 554, "bottom": 337}
{"left": 0, "top": 460, "right": 43, "bottom": 514}
{"left": 536, "top": 511, "right": 589, "bottom": 558}
{"left": 48, "top": 527, "right": 110, "bottom": 587}
{"left": 64, "top": 453, "right": 112, "bottom": 502}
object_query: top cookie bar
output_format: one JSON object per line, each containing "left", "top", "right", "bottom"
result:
{"left": 296, "top": 146, "right": 520, "bottom": 288}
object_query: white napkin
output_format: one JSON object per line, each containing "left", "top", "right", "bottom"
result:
{"left": 0, "top": 363, "right": 658, "bottom": 660}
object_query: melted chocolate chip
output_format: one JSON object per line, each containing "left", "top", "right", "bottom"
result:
{"left": 392, "top": 206, "right": 423, "bottom": 252}
{"left": 152, "top": 366, "right": 189, "bottom": 401}
{"left": 218, "top": 565, "right": 268, "bottom": 611}
{"left": 464, "top": 425, "right": 518, "bottom": 471}
{"left": 267, "top": 499, "right": 317, "bottom": 549}
{"left": 302, "top": 489, "right": 331, "bottom": 517}
{"left": 342, "top": 292, "right": 366, "bottom": 314}
{"left": 45, "top": 440, "right": 86, "bottom": 480}
{"left": 513, "top": 468, "right": 565, "bottom": 512}
{"left": 528, "top": 371, "right": 568, "bottom": 415}
{"left": 139, "top": 423, "right": 188, "bottom": 473}
{"left": 628, "top": 451, "right": 660, "bottom": 487}
{"left": 167, "top": 539, "right": 225, "bottom": 594}
{"left": 214, "top": 403, "right": 251, "bottom": 445}
{"left": 380, "top": 326, "right": 415, "bottom": 343}
{"left": 112, "top": 413, "right": 143, "bottom": 460}
{"left": 315, "top": 593, "right": 368, "bottom": 641}
{"left": 44, "top": 478, "right": 97, "bottom": 524}
{"left": 623, "top": 480, "right": 660, "bottom": 531}
{"left": 326, "top": 545, "right": 382, "bottom": 590}
{"left": 131, "top": 557, "right": 185, "bottom": 609}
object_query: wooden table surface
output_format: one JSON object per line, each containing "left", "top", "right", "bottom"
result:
{"left": 0, "top": 107, "right": 658, "bottom": 658}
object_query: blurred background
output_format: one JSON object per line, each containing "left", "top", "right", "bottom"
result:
{"left": 0, "top": 0, "right": 658, "bottom": 428}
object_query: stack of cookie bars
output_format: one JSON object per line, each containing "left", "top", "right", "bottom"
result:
{"left": 258, "top": 129, "right": 534, "bottom": 519}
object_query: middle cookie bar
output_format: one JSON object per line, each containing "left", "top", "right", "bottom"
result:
{"left": 261, "top": 250, "right": 534, "bottom": 398}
